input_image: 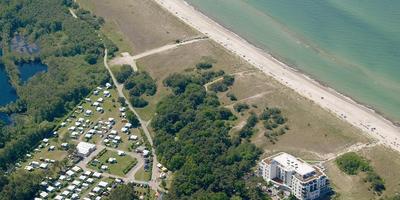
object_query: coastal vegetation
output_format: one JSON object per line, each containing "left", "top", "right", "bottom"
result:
{"left": 336, "top": 152, "right": 385, "bottom": 194}
{"left": 152, "top": 71, "right": 266, "bottom": 199}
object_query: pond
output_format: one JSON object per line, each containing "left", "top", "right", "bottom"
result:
{"left": 0, "top": 64, "right": 18, "bottom": 106}
{"left": 0, "top": 64, "right": 17, "bottom": 124}
{"left": 18, "top": 61, "right": 48, "bottom": 83}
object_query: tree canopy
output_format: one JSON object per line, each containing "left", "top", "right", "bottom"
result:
{"left": 152, "top": 72, "right": 266, "bottom": 199}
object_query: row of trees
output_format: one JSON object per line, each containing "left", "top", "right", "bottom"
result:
{"left": 152, "top": 71, "right": 268, "bottom": 199}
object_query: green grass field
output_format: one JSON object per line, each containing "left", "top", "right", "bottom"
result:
{"left": 134, "top": 167, "right": 151, "bottom": 182}
{"left": 89, "top": 149, "right": 137, "bottom": 177}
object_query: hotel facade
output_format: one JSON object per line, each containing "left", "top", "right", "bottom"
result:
{"left": 259, "top": 153, "right": 330, "bottom": 200}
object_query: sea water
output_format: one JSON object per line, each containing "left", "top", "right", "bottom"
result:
{"left": 186, "top": 0, "right": 400, "bottom": 122}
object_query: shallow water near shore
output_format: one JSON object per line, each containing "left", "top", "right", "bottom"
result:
{"left": 186, "top": 0, "right": 400, "bottom": 122}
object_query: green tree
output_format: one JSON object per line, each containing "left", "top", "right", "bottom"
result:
{"left": 126, "top": 110, "right": 140, "bottom": 128}
{"left": 106, "top": 183, "right": 137, "bottom": 200}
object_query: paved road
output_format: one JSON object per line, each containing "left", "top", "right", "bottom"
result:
{"left": 103, "top": 50, "right": 161, "bottom": 191}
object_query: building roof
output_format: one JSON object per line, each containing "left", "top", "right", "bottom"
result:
{"left": 76, "top": 142, "right": 96, "bottom": 156}
{"left": 272, "top": 153, "right": 315, "bottom": 176}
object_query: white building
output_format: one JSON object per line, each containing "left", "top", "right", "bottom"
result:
{"left": 76, "top": 142, "right": 96, "bottom": 157}
{"left": 259, "top": 153, "right": 330, "bottom": 200}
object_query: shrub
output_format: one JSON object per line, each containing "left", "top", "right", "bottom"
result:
{"left": 84, "top": 54, "right": 98, "bottom": 65}
{"left": 335, "top": 153, "right": 371, "bottom": 175}
{"left": 126, "top": 110, "right": 140, "bottom": 128}
{"left": 233, "top": 103, "right": 249, "bottom": 112}
{"left": 226, "top": 92, "right": 237, "bottom": 101}
{"left": 196, "top": 62, "right": 213, "bottom": 70}
{"left": 115, "top": 65, "right": 133, "bottom": 84}
{"left": 130, "top": 97, "right": 148, "bottom": 108}
{"left": 222, "top": 75, "right": 235, "bottom": 86}
{"left": 210, "top": 82, "right": 228, "bottom": 92}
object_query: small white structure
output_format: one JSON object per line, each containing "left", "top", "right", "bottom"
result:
{"left": 46, "top": 186, "right": 55, "bottom": 192}
{"left": 30, "top": 161, "right": 40, "bottom": 167}
{"left": 43, "top": 138, "right": 49, "bottom": 143}
{"left": 103, "top": 90, "right": 110, "bottom": 97}
{"left": 25, "top": 166, "right": 33, "bottom": 171}
{"left": 119, "top": 107, "right": 126, "bottom": 112}
{"left": 61, "top": 143, "right": 69, "bottom": 148}
{"left": 106, "top": 83, "right": 112, "bottom": 89}
{"left": 110, "top": 130, "right": 117, "bottom": 135}
{"left": 86, "top": 178, "right": 94, "bottom": 183}
{"left": 143, "top": 150, "right": 150, "bottom": 157}
{"left": 79, "top": 175, "right": 87, "bottom": 181}
{"left": 66, "top": 170, "right": 75, "bottom": 177}
{"left": 107, "top": 158, "right": 116, "bottom": 163}
{"left": 49, "top": 146, "right": 55, "bottom": 151}
{"left": 101, "top": 165, "right": 108, "bottom": 170}
{"left": 54, "top": 195, "right": 63, "bottom": 200}
{"left": 53, "top": 181, "right": 61, "bottom": 188}
{"left": 93, "top": 172, "right": 102, "bottom": 178}
{"left": 59, "top": 175, "right": 66, "bottom": 180}
{"left": 160, "top": 172, "right": 167, "bottom": 179}
{"left": 121, "top": 127, "right": 128, "bottom": 133}
{"left": 84, "top": 171, "right": 92, "bottom": 176}
{"left": 93, "top": 102, "right": 100, "bottom": 107}
{"left": 93, "top": 187, "right": 101, "bottom": 193}
{"left": 61, "top": 190, "right": 70, "bottom": 196}
{"left": 129, "top": 135, "right": 138, "bottom": 140}
{"left": 76, "top": 142, "right": 96, "bottom": 157}
{"left": 72, "top": 166, "right": 82, "bottom": 172}
{"left": 118, "top": 150, "right": 125, "bottom": 156}
{"left": 71, "top": 132, "right": 79, "bottom": 138}
{"left": 67, "top": 185, "right": 76, "bottom": 191}
{"left": 71, "top": 193, "right": 79, "bottom": 199}
{"left": 40, "top": 191, "right": 48, "bottom": 198}
{"left": 72, "top": 180, "right": 81, "bottom": 186}
{"left": 85, "top": 110, "right": 93, "bottom": 116}
{"left": 98, "top": 181, "right": 108, "bottom": 188}
{"left": 97, "top": 98, "right": 104, "bottom": 103}
{"left": 85, "top": 133, "right": 93, "bottom": 139}
{"left": 96, "top": 107, "right": 104, "bottom": 112}
{"left": 124, "top": 123, "right": 132, "bottom": 129}
{"left": 39, "top": 163, "right": 48, "bottom": 169}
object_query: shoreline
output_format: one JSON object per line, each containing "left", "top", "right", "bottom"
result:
{"left": 154, "top": 0, "right": 400, "bottom": 153}
{"left": 178, "top": 1, "right": 399, "bottom": 126}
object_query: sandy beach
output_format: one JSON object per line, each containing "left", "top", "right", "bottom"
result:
{"left": 154, "top": 0, "right": 400, "bottom": 152}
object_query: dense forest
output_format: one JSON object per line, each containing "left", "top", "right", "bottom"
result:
{"left": 0, "top": 0, "right": 116, "bottom": 198}
{"left": 152, "top": 71, "right": 267, "bottom": 200}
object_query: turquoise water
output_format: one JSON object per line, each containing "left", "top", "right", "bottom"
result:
{"left": 186, "top": 0, "right": 400, "bottom": 122}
